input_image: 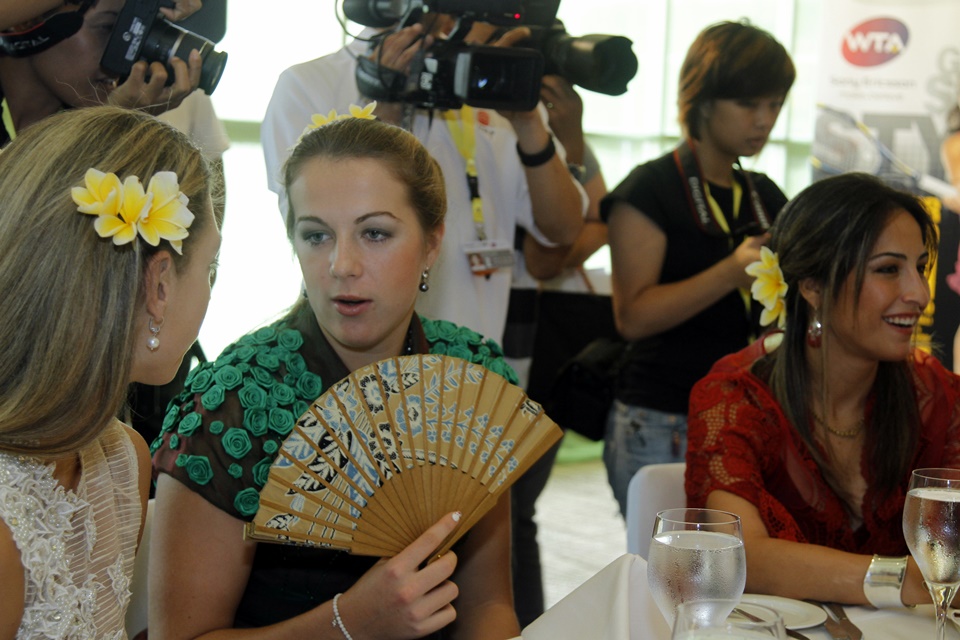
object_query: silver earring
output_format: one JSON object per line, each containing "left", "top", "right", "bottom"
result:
{"left": 806, "top": 311, "right": 822, "bottom": 348}
{"left": 419, "top": 269, "right": 429, "bottom": 292}
{"left": 147, "top": 317, "right": 164, "bottom": 351}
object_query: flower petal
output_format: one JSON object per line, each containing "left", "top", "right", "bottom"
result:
{"left": 119, "top": 176, "right": 149, "bottom": 224}
{"left": 112, "top": 224, "right": 139, "bottom": 247}
{"left": 150, "top": 195, "right": 194, "bottom": 229}
{"left": 137, "top": 220, "right": 161, "bottom": 246}
{"left": 349, "top": 102, "right": 377, "bottom": 119}
{"left": 72, "top": 169, "right": 122, "bottom": 215}
{"left": 146, "top": 171, "right": 182, "bottom": 210}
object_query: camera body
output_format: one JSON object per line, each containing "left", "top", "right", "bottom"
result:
{"left": 101, "top": 0, "right": 228, "bottom": 95}
{"left": 344, "top": 0, "right": 636, "bottom": 110}
{"left": 357, "top": 37, "right": 544, "bottom": 111}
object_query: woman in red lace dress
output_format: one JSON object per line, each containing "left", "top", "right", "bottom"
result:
{"left": 686, "top": 172, "right": 960, "bottom": 607}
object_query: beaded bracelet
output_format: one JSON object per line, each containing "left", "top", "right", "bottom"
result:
{"left": 863, "top": 554, "right": 908, "bottom": 608}
{"left": 331, "top": 593, "right": 354, "bottom": 640}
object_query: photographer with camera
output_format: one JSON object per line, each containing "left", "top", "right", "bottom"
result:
{"left": 261, "top": 10, "right": 587, "bottom": 350}
{"left": 0, "top": 0, "right": 204, "bottom": 146}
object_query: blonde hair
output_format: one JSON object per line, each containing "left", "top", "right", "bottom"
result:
{"left": 0, "top": 106, "right": 213, "bottom": 456}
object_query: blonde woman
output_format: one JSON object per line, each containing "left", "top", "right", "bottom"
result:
{"left": 0, "top": 106, "right": 220, "bottom": 637}
{"left": 151, "top": 115, "right": 520, "bottom": 639}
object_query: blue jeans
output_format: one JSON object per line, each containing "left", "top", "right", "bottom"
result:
{"left": 603, "top": 399, "right": 687, "bottom": 517}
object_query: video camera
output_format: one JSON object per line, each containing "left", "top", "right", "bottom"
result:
{"left": 344, "top": 0, "right": 637, "bottom": 111}
{"left": 101, "top": 0, "right": 228, "bottom": 95}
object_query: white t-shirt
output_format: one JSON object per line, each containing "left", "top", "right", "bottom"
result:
{"left": 261, "top": 36, "right": 584, "bottom": 344}
{"left": 159, "top": 91, "right": 230, "bottom": 159}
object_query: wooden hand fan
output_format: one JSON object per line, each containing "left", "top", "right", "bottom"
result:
{"left": 243, "top": 354, "right": 563, "bottom": 556}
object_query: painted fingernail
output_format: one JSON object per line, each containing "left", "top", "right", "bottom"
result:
{"left": 452, "top": 511, "right": 462, "bottom": 522}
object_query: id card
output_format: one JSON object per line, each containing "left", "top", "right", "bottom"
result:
{"left": 464, "top": 240, "right": 514, "bottom": 276}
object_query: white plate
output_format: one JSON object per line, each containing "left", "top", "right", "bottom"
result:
{"left": 739, "top": 594, "right": 828, "bottom": 630}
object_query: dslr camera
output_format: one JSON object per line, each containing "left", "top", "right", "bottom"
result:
{"left": 101, "top": 0, "right": 228, "bottom": 95}
{"left": 344, "top": 0, "right": 637, "bottom": 111}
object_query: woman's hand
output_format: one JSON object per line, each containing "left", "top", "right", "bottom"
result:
{"left": 728, "top": 233, "right": 770, "bottom": 290}
{"left": 338, "top": 512, "right": 463, "bottom": 639}
{"left": 107, "top": 49, "right": 202, "bottom": 115}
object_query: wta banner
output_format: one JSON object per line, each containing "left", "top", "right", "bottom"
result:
{"left": 815, "top": 0, "right": 960, "bottom": 369}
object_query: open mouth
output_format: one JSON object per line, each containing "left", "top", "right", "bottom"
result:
{"left": 333, "top": 296, "right": 371, "bottom": 316}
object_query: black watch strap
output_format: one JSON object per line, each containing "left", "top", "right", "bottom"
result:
{"left": 516, "top": 136, "right": 556, "bottom": 167}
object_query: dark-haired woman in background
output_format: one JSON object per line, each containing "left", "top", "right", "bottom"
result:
{"left": 601, "top": 21, "right": 796, "bottom": 513}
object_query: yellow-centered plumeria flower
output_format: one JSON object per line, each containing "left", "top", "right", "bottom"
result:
{"left": 300, "top": 102, "right": 378, "bottom": 139}
{"left": 72, "top": 169, "right": 195, "bottom": 254}
{"left": 745, "top": 246, "right": 788, "bottom": 329}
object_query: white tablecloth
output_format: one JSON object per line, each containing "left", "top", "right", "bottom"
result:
{"left": 514, "top": 554, "right": 960, "bottom": 640}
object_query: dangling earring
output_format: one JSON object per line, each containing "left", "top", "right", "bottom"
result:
{"left": 419, "top": 269, "right": 430, "bottom": 292}
{"left": 806, "top": 310, "right": 822, "bottom": 348}
{"left": 147, "top": 317, "right": 164, "bottom": 351}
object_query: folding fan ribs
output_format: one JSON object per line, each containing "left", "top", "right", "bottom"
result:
{"left": 245, "top": 354, "right": 562, "bottom": 556}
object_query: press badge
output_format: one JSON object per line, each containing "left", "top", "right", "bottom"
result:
{"left": 463, "top": 240, "right": 514, "bottom": 276}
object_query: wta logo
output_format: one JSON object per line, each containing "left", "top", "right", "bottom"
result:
{"left": 841, "top": 18, "right": 908, "bottom": 67}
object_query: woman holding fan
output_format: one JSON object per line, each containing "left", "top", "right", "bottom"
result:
{"left": 151, "top": 112, "right": 521, "bottom": 638}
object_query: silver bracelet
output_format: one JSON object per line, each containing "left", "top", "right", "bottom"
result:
{"left": 863, "top": 554, "right": 908, "bottom": 608}
{"left": 331, "top": 593, "right": 355, "bottom": 640}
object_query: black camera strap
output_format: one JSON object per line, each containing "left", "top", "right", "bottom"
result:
{"left": 673, "top": 138, "right": 770, "bottom": 330}
{"left": 0, "top": 1, "right": 95, "bottom": 58}
{"left": 673, "top": 139, "right": 771, "bottom": 240}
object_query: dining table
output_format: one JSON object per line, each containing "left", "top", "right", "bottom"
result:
{"left": 512, "top": 554, "right": 960, "bottom": 640}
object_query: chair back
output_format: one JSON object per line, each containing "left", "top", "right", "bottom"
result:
{"left": 125, "top": 498, "right": 154, "bottom": 638}
{"left": 625, "top": 463, "right": 686, "bottom": 559}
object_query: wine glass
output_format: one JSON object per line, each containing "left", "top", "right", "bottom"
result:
{"left": 903, "top": 468, "right": 960, "bottom": 640}
{"left": 671, "top": 600, "right": 787, "bottom": 639}
{"left": 647, "top": 508, "right": 747, "bottom": 627}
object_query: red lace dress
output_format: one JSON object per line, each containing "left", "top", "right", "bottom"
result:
{"left": 686, "top": 340, "right": 960, "bottom": 554}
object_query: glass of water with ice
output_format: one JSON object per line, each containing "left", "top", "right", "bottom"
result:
{"left": 647, "top": 508, "right": 747, "bottom": 627}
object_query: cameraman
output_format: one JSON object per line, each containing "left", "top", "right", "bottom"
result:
{"left": 261, "top": 15, "right": 586, "bottom": 348}
{"left": 0, "top": 0, "right": 203, "bottom": 144}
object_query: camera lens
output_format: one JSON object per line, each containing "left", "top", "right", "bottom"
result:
{"left": 140, "top": 20, "right": 227, "bottom": 94}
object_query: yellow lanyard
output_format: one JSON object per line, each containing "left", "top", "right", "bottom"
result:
{"left": 703, "top": 180, "right": 742, "bottom": 236}
{"left": 441, "top": 106, "right": 487, "bottom": 241}
{"left": 705, "top": 179, "right": 753, "bottom": 330}
{"left": 1, "top": 99, "right": 15, "bottom": 142}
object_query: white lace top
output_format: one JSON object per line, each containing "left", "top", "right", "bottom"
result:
{"left": 0, "top": 420, "right": 142, "bottom": 639}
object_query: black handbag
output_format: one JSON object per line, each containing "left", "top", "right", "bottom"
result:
{"left": 544, "top": 336, "right": 625, "bottom": 441}
{"left": 527, "top": 269, "right": 624, "bottom": 441}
